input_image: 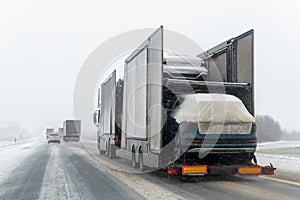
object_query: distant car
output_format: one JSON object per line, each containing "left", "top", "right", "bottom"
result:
{"left": 48, "top": 133, "right": 61, "bottom": 144}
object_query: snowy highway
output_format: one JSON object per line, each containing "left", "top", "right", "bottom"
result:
{"left": 0, "top": 140, "right": 300, "bottom": 200}
{"left": 0, "top": 141, "right": 142, "bottom": 200}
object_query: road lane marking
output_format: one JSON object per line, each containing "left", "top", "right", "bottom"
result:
{"left": 259, "top": 176, "right": 300, "bottom": 187}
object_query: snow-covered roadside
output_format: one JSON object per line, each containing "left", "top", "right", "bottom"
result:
{"left": 257, "top": 140, "right": 300, "bottom": 150}
{"left": 0, "top": 138, "right": 44, "bottom": 181}
{"left": 76, "top": 141, "right": 185, "bottom": 200}
{"left": 256, "top": 140, "right": 300, "bottom": 174}
{"left": 0, "top": 136, "right": 42, "bottom": 151}
{"left": 256, "top": 154, "right": 300, "bottom": 174}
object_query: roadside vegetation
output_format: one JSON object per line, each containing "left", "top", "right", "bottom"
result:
{"left": 256, "top": 115, "right": 282, "bottom": 142}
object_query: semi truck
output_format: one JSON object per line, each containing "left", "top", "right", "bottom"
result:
{"left": 93, "top": 26, "right": 275, "bottom": 176}
{"left": 46, "top": 128, "right": 54, "bottom": 139}
{"left": 63, "top": 120, "right": 81, "bottom": 142}
{"left": 58, "top": 127, "right": 64, "bottom": 137}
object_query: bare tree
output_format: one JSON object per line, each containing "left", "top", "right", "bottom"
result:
{"left": 256, "top": 115, "right": 282, "bottom": 143}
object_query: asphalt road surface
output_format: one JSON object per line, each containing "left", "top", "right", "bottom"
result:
{"left": 0, "top": 142, "right": 143, "bottom": 200}
{"left": 83, "top": 140, "right": 300, "bottom": 200}
{"left": 0, "top": 141, "right": 300, "bottom": 200}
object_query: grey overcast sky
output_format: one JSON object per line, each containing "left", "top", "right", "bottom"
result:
{"left": 0, "top": 0, "right": 299, "bottom": 134}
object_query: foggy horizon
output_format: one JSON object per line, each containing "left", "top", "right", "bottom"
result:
{"left": 1, "top": 0, "right": 300, "bottom": 135}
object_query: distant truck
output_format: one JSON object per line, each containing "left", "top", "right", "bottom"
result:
{"left": 46, "top": 128, "right": 54, "bottom": 139}
{"left": 93, "top": 26, "right": 275, "bottom": 176}
{"left": 63, "top": 120, "right": 81, "bottom": 142}
{"left": 58, "top": 127, "right": 64, "bottom": 137}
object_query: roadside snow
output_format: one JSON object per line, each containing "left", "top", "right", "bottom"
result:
{"left": 257, "top": 140, "right": 300, "bottom": 149}
{"left": 0, "top": 136, "right": 42, "bottom": 153}
{"left": 72, "top": 141, "right": 186, "bottom": 200}
{"left": 0, "top": 138, "right": 43, "bottom": 181}
{"left": 256, "top": 140, "right": 300, "bottom": 174}
{"left": 256, "top": 154, "right": 300, "bottom": 174}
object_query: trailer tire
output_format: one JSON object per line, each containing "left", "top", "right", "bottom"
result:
{"left": 138, "top": 149, "right": 144, "bottom": 171}
{"left": 99, "top": 145, "right": 104, "bottom": 155}
{"left": 97, "top": 139, "right": 104, "bottom": 155}
{"left": 106, "top": 142, "right": 110, "bottom": 157}
{"left": 132, "top": 150, "right": 137, "bottom": 168}
{"left": 108, "top": 143, "right": 114, "bottom": 159}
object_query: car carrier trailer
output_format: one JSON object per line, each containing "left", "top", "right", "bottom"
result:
{"left": 93, "top": 26, "right": 275, "bottom": 176}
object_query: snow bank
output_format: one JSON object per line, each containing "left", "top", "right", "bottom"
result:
{"left": 257, "top": 154, "right": 300, "bottom": 174}
{"left": 256, "top": 140, "right": 300, "bottom": 173}
{"left": 0, "top": 136, "right": 42, "bottom": 152}
{"left": 257, "top": 140, "right": 300, "bottom": 149}
{"left": 0, "top": 139, "right": 43, "bottom": 181}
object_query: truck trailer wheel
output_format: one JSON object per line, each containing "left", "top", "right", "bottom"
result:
{"left": 108, "top": 143, "right": 114, "bottom": 159}
{"left": 132, "top": 151, "right": 137, "bottom": 168}
{"left": 99, "top": 149, "right": 104, "bottom": 155}
{"left": 98, "top": 142, "right": 104, "bottom": 155}
{"left": 97, "top": 139, "right": 103, "bottom": 155}
{"left": 138, "top": 151, "right": 144, "bottom": 171}
{"left": 105, "top": 142, "right": 110, "bottom": 157}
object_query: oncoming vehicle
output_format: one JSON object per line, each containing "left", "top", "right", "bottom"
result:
{"left": 48, "top": 133, "right": 61, "bottom": 144}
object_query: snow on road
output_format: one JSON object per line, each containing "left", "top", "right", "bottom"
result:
{"left": 39, "top": 145, "right": 78, "bottom": 200}
{"left": 0, "top": 137, "right": 43, "bottom": 181}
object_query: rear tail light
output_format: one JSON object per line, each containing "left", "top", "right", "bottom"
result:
{"left": 264, "top": 168, "right": 275, "bottom": 175}
{"left": 262, "top": 164, "right": 276, "bottom": 175}
{"left": 115, "top": 136, "right": 119, "bottom": 144}
{"left": 167, "top": 167, "right": 178, "bottom": 175}
{"left": 193, "top": 139, "right": 204, "bottom": 143}
{"left": 245, "top": 139, "right": 256, "bottom": 143}
{"left": 186, "top": 122, "right": 197, "bottom": 126}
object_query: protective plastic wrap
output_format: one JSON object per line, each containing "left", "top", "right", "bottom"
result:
{"left": 172, "top": 94, "right": 255, "bottom": 134}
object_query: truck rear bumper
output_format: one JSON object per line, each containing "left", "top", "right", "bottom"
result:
{"left": 187, "top": 147, "right": 256, "bottom": 154}
{"left": 167, "top": 164, "right": 276, "bottom": 176}
{"left": 63, "top": 136, "right": 80, "bottom": 141}
{"left": 48, "top": 140, "right": 60, "bottom": 143}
